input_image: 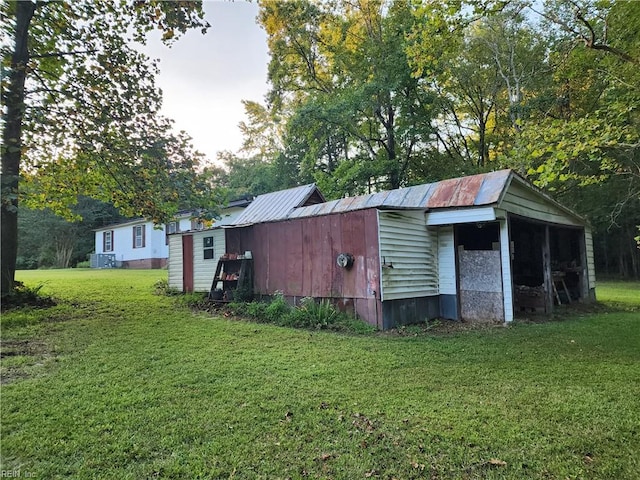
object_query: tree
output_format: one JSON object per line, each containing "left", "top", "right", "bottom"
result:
{"left": 259, "top": 0, "right": 439, "bottom": 196}
{"left": 17, "top": 198, "right": 125, "bottom": 270}
{"left": 406, "top": 0, "right": 639, "bottom": 277}
{"left": 1, "top": 0, "right": 217, "bottom": 294}
{"left": 407, "top": 2, "right": 551, "bottom": 169}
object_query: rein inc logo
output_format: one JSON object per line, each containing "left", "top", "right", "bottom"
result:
{"left": 1, "top": 471, "right": 36, "bottom": 478}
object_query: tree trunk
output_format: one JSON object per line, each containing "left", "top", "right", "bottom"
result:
{"left": 385, "top": 105, "right": 400, "bottom": 190}
{"left": 1, "top": 2, "right": 35, "bottom": 295}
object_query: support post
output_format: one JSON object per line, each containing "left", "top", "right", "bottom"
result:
{"left": 542, "top": 225, "right": 553, "bottom": 313}
{"left": 500, "top": 217, "right": 514, "bottom": 323}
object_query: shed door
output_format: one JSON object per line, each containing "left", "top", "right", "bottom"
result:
{"left": 456, "top": 223, "right": 504, "bottom": 322}
{"left": 182, "top": 235, "right": 194, "bottom": 293}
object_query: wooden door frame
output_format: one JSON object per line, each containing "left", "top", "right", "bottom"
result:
{"left": 182, "top": 235, "right": 194, "bottom": 293}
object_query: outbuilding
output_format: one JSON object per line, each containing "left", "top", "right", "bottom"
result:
{"left": 169, "top": 169, "right": 595, "bottom": 329}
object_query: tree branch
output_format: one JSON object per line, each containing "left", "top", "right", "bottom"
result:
{"left": 31, "top": 49, "right": 98, "bottom": 59}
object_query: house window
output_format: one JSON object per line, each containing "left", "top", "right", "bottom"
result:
{"left": 203, "top": 236, "right": 214, "bottom": 259}
{"left": 103, "top": 231, "right": 114, "bottom": 252}
{"left": 133, "top": 225, "right": 145, "bottom": 248}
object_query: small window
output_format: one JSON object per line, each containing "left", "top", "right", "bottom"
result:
{"left": 133, "top": 225, "right": 145, "bottom": 248}
{"left": 203, "top": 236, "right": 214, "bottom": 259}
{"left": 103, "top": 231, "right": 113, "bottom": 252}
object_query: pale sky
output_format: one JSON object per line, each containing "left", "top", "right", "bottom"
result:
{"left": 143, "top": 1, "right": 270, "bottom": 166}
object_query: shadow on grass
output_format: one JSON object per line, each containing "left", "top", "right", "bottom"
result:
{"left": 1, "top": 281, "right": 57, "bottom": 312}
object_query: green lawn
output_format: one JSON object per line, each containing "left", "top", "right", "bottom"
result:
{"left": 1, "top": 270, "right": 639, "bottom": 479}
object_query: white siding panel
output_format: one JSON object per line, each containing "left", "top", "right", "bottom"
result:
{"left": 192, "top": 229, "right": 226, "bottom": 292}
{"left": 168, "top": 235, "right": 183, "bottom": 290}
{"left": 438, "top": 226, "right": 456, "bottom": 295}
{"left": 378, "top": 211, "right": 438, "bottom": 301}
{"left": 500, "top": 218, "right": 513, "bottom": 322}
{"left": 585, "top": 227, "right": 596, "bottom": 289}
{"left": 426, "top": 207, "right": 496, "bottom": 226}
{"left": 501, "top": 182, "right": 583, "bottom": 226}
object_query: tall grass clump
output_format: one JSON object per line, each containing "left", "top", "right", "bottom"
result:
{"left": 0, "top": 281, "right": 56, "bottom": 311}
{"left": 227, "top": 293, "right": 374, "bottom": 334}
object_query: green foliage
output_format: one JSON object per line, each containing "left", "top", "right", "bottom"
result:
{"left": 265, "top": 291, "right": 293, "bottom": 324}
{"left": 227, "top": 293, "right": 374, "bottom": 334}
{"left": 17, "top": 198, "right": 125, "bottom": 270}
{"left": 406, "top": 0, "right": 639, "bottom": 278}
{"left": 1, "top": 0, "right": 216, "bottom": 294}
{"left": 293, "top": 297, "right": 339, "bottom": 328}
{"left": 175, "top": 292, "right": 209, "bottom": 310}
{"left": 0, "top": 281, "right": 55, "bottom": 312}
{"left": 258, "top": 0, "right": 439, "bottom": 194}
{"left": 152, "top": 278, "right": 181, "bottom": 297}
{"left": 3, "top": 0, "right": 217, "bottom": 223}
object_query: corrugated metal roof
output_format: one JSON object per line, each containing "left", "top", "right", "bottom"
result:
{"left": 230, "top": 183, "right": 323, "bottom": 226}
{"left": 289, "top": 170, "right": 512, "bottom": 220}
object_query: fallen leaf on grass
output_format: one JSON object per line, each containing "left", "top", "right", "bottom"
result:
{"left": 488, "top": 458, "right": 507, "bottom": 466}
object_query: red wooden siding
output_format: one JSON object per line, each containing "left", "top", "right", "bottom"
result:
{"left": 225, "top": 209, "right": 382, "bottom": 327}
{"left": 182, "top": 235, "right": 194, "bottom": 293}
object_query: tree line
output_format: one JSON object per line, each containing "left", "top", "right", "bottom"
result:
{"left": 3, "top": 1, "right": 638, "bottom": 293}
{"left": 210, "top": 0, "right": 639, "bottom": 279}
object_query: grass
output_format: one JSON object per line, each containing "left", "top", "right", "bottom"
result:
{"left": 1, "top": 270, "right": 639, "bottom": 479}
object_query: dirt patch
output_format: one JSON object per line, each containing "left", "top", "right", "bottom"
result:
{"left": 382, "top": 318, "right": 504, "bottom": 337}
{"left": 0, "top": 339, "right": 54, "bottom": 385}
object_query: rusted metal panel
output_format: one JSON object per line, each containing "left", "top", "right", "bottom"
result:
{"left": 285, "top": 221, "right": 304, "bottom": 295}
{"left": 301, "top": 217, "right": 315, "bottom": 296}
{"left": 340, "top": 210, "right": 367, "bottom": 299}
{"left": 305, "top": 200, "right": 339, "bottom": 217}
{"left": 330, "top": 214, "right": 344, "bottom": 296}
{"left": 233, "top": 170, "right": 515, "bottom": 226}
{"left": 315, "top": 216, "right": 334, "bottom": 297}
{"left": 450, "top": 173, "right": 485, "bottom": 206}
{"left": 425, "top": 177, "right": 462, "bottom": 208}
{"left": 426, "top": 170, "right": 510, "bottom": 209}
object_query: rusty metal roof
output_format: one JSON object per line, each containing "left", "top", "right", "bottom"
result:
{"left": 288, "top": 170, "right": 512, "bottom": 220}
{"left": 230, "top": 183, "right": 325, "bottom": 226}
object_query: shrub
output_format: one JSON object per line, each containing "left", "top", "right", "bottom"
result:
{"left": 1, "top": 281, "right": 56, "bottom": 311}
{"left": 265, "top": 291, "right": 292, "bottom": 323}
{"left": 175, "top": 292, "right": 209, "bottom": 309}
{"left": 219, "top": 292, "right": 375, "bottom": 334}
{"left": 153, "top": 279, "right": 181, "bottom": 296}
{"left": 75, "top": 260, "right": 90, "bottom": 268}
{"left": 300, "top": 297, "right": 339, "bottom": 327}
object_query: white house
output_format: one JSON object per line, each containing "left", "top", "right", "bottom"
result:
{"left": 92, "top": 200, "right": 251, "bottom": 269}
